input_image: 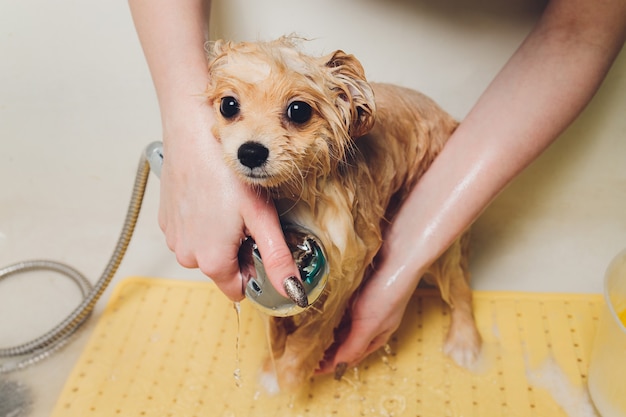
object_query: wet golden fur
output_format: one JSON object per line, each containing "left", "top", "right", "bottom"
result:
{"left": 206, "top": 37, "right": 481, "bottom": 391}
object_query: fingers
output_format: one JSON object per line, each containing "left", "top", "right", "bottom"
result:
{"left": 163, "top": 221, "right": 245, "bottom": 301}
{"left": 158, "top": 189, "right": 246, "bottom": 301}
{"left": 243, "top": 193, "right": 302, "bottom": 303}
{"left": 317, "top": 318, "right": 392, "bottom": 376}
{"left": 196, "top": 250, "right": 246, "bottom": 302}
{"left": 316, "top": 279, "right": 412, "bottom": 376}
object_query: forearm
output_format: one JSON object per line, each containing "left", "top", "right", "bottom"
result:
{"left": 380, "top": 0, "right": 626, "bottom": 294}
{"left": 128, "top": 0, "right": 212, "bottom": 133}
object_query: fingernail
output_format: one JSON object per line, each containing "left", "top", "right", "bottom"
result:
{"left": 283, "top": 276, "right": 308, "bottom": 308}
{"left": 334, "top": 362, "right": 348, "bottom": 381}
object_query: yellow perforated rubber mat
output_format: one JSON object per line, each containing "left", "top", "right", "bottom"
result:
{"left": 52, "top": 277, "right": 602, "bottom": 417}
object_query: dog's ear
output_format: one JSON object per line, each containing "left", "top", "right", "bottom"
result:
{"left": 324, "top": 50, "right": 376, "bottom": 138}
{"left": 205, "top": 39, "right": 231, "bottom": 63}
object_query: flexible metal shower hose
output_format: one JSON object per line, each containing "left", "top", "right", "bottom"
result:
{"left": 0, "top": 152, "right": 151, "bottom": 373}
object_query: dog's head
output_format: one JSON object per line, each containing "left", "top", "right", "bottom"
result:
{"left": 205, "top": 37, "right": 375, "bottom": 192}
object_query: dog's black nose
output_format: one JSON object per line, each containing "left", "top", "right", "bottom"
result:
{"left": 238, "top": 141, "right": 269, "bottom": 169}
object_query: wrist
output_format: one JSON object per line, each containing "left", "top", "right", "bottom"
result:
{"left": 159, "top": 96, "right": 217, "bottom": 152}
{"left": 161, "top": 92, "right": 213, "bottom": 131}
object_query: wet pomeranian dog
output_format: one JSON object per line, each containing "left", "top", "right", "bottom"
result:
{"left": 205, "top": 37, "right": 481, "bottom": 392}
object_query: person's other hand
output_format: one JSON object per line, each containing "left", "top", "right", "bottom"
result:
{"left": 316, "top": 243, "right": 418, "bottom": 377}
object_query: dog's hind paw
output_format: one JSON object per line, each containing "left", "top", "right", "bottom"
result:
{"left": 443, "top": 325, "right": 482, "bottom": 369}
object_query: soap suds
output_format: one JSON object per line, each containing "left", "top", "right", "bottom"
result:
{"left": 526, "top": 356, "right": 597, "bottom": 417}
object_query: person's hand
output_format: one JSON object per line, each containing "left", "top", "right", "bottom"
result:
{"left": 320, "top": 286, "right": 411, "bottom": 378}
{"left": 158, "top": 108, "right": 301, "bottom": 302}
{"left": 316, "top": 236, "right": 421, "bottom": 377}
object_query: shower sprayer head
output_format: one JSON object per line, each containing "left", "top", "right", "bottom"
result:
{"left": 239, "top": 224, "right": 329, "bottom": 317}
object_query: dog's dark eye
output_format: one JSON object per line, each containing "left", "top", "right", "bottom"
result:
{"left": 220, "top": 96, "right": 240, "bottom": 119}
{"left": 286, "top": 101, "right": 312, "bottom": 124}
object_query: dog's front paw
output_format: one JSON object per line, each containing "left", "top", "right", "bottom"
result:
{"left": 260, "top": 353, "right": 313, "bottom": 394}
{"left": 443, "top": 323, "right": 482, "bottom": 369}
